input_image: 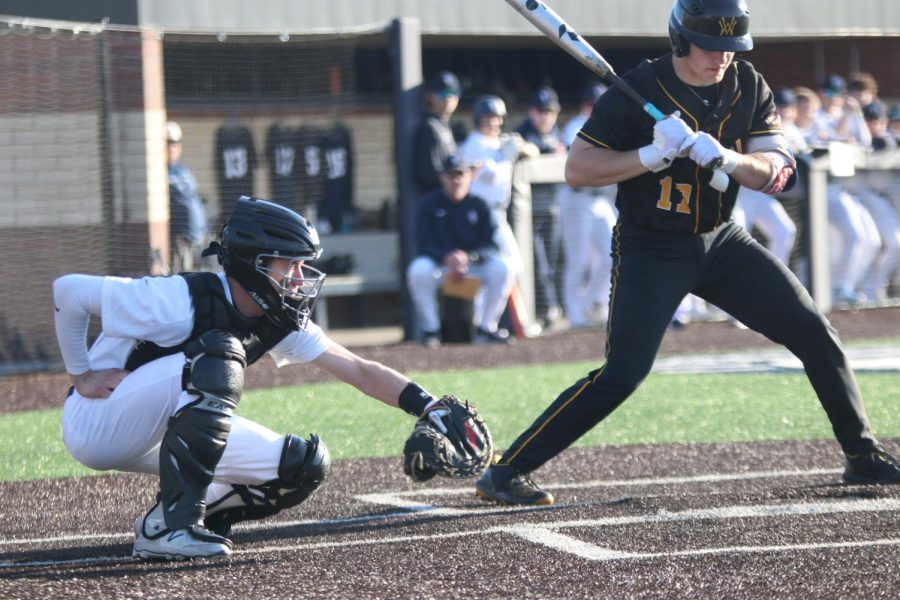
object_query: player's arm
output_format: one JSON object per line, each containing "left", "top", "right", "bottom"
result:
{"left": 311, "top": 342, "right": 438, "bottom": 416}
{"left": 52, "top": 274, "right": 129, "bottom": 398}
{"left": 566, "top": 137, "right": 649, "bottom": 187}
{"left": 681, "top": 133, "right": 796, "bottom": 194}
{"left": 567, "top": 112, "right": 695, "bottom": 187}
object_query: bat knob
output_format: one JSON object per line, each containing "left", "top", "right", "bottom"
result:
{"left": 710, "top": 169, "right": 729, "bottom": 192}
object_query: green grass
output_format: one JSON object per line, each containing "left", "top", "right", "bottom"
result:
{"left": 2, "top": 362, "right": 898, "bottom": 482}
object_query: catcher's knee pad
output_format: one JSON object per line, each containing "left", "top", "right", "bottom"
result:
{"left": 204, "top": 434, "right": 331, "bottom": 536}
{"left": 159, "top": 330, "right": 246, "bottom": 531}
{"left": 276, "top": 433, "right": 331, "bottom": 506}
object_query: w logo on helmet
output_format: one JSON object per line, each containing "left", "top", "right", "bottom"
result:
{"left": 718, "top": 17, "right": 737, "bottom": 36}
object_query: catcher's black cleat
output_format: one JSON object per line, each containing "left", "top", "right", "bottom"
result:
{"left": 475, "top": 465, "right": 554, "bottom": 506}
{"left": 843, "top": 448, "right": 900, "bottom": 484}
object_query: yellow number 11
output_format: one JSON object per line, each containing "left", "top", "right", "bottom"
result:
{"left": 656, "top": 176, "right": 693, "bottom": 214}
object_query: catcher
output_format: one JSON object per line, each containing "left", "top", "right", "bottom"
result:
{"left": 53, "top": 196, "right": 492, "bottom": 561}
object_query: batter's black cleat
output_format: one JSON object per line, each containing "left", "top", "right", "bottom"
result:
{"left": 475, "top": 465, "right": 554, "bottom": 506}
{"left": 843, "top": 447, "right": 900, "bottom": 484}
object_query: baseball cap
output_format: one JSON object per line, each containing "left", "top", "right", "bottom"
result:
{"left": 772, "top": 87, "right": 796, "bottom": 108}
{"left": 529, "top": 86, "right": 561, "bottom": 111}
{"left": 819, "top": 74, "right": 846, "bottom": 97}
{"left": 862, "top": 101, "right": 886, "bottom": 121}
{"left": 888, "top": 104, "right": 900, "bottom": 122}
{"left": 581, "top": 83, "right": 608, "bottom": 105}
{"left": 425, "top": 71, "right": 461, "bottom": 98}
{"left": 441, "top": 154, "right": 474, "bottom": 174}
{"left": 166, "top": 121, "right": 182, "bottom": 143}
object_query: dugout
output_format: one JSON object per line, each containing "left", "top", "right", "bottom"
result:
{"left": 1, "top": 0, "right": 900, "bottom": 372}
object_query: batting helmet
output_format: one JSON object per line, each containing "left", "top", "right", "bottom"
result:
{"left": 668, "top": 0, "right": 752, "bottom": 57}
{"left": 206, "top": 196, "right": 325, "bottom": 331}
{"left": 472, "top": 95, "right": 507, "bottom": 126}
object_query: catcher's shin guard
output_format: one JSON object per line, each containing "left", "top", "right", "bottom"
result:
{"left": 205, "top": 434, "right": 331, "bottom": 536}
{"left": 159, "top": 330, "right": 247, "bottom": 531}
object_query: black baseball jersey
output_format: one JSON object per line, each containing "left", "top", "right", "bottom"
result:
{"left": 320, "top": 123, "right": 355, "bottom": 232}
{"left": 578, "top": 55, "right": 781, "bottom": 234}
{"left": 412, "top": 112, "right": 458, "bottom": 196}
{"left": 215, "top": 124, "right": 258, "bottom": 211}
{"left": 265, "top": 123, "right": 301, "bottom": 212}
{"left": 296, "top": 125, "right": 326, "bottom": 215}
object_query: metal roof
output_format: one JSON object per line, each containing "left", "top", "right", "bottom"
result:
{"left": 133, "top": 0, "right": 900, "bottom": 38}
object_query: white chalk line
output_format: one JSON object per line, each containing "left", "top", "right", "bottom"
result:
{"left": 1, "top": 468, "right": 895, "bottom": 568}
{"left": 653, "top": 344, "right": 900, "bottom": 374}
{"left": 1, "top": 467, "right": 839, "bottom": 548}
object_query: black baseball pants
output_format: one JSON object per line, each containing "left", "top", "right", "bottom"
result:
{"left": 503, "top": 221, "right": 878, "bottom": 474}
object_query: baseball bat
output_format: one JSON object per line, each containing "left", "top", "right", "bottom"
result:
{"left": 504, "top": 0, "right": 730, "bottom": 192}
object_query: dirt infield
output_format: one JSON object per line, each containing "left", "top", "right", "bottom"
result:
{"left": 2, "top": 439, "right": 899, "bottom": 598}
{"left": 2, "top": 306, "right": 899, "bottom": 598}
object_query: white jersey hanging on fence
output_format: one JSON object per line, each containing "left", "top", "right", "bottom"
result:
{"left": 320, "top": 122, "right": 355, "bottom": 233}
{"left": 215, "top": 120, "right": 258, "bottom": 213}
{"left": 265, "top": 123, "right": 301, "bottom": 213}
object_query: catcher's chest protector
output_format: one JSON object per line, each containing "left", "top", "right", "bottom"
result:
{"left": 125, "top": 272, "right": 290, "bottom": 371}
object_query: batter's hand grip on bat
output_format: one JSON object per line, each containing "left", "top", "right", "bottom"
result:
{"left": 504, "top": 0, "right": 730, "bottom": 192}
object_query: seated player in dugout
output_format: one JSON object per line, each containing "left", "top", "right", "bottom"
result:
{"left": 475, "top": 0, "right": 900, "bottom": 506}
{"left": 53, "top": 196, "right": 485, "bottom": 560}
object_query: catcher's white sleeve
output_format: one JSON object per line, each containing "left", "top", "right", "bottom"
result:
{"left": 53, "top": 274, "right": 104, "bottom": 375}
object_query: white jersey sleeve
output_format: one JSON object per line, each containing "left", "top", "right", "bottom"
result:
{"left": 461, "top": 132, "right": 512, "bottom": 211}
{"left": 101, "top": 275, "right": 195, "bottom": 346}
{"left": 562, "top": 114, "right": 588, "bottom": 148}
{"left": 267, "top": 321, "right": 330, "bottom": 367}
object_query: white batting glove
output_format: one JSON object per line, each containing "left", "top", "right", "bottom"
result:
{"left": 680, "top": 132, "right": 741, "bottom": 174}
{"left": 638, "top": 112, "right": 694, "bottom": 173}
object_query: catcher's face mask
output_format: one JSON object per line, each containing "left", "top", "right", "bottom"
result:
{"left": 257, "top": 255, "right": 325, "bottom": 330}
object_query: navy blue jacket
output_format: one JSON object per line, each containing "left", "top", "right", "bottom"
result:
{"left": 414, "top": 189, "right": 498, "bottom": 263}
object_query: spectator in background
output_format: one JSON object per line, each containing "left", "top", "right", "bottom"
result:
{"left": 847, "top": 72, "right": 880, "bottom": 114}
{"left": 862, "top": 101, "right": 898, "bottom": 152}
{"left": 797, "top": 86, "right": 880, "bottom": 306}
{"left": 167, "top": 121, "right": 209, "bottom": 273}
{"left": 817, "top": 74, "right": 871, "bottom": 147}
{"left": 732, "top": 88, "right": 798, "bottom": 267}
{"left": 412, "top": 71, "right": 462, "bottom": 199}
{"left": 516, "top": 86, "right": 567, "bottom": 155}
{"left": 887, "top": 104, "right": 900, "bottom": 143}
{"left": 852, "top": 100, "right": 900, "bottom": 302}
{"left": 778, "top": 87, "right": 810, "bottom": 155}
{"left": 556, "top": 83, "right": 617, "bottom": 328}
{"left": 516, "top": 86, "right": 567, "bottom": 327}
{"left": 461, "top": 95, "right": 540, "bottom": 337}
{"left": 461, "top": 96, "right": 539, "bottom": 276}
{"left": 406, "top": 155, "right": 514, "bottom": 348}
{"left": 793, "top": 86, "right": 831, "bottom": 147}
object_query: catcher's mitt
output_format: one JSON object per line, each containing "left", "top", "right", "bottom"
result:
{"left": 403, "top": 395, "right": 493, "bottom": 482}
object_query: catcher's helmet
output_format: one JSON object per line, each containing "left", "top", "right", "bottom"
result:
{"left": 472, "top": 95, "right": 507, "bottom": 126}
{"left": 206, "top": 196, "right": 325, "bottom": 331}
{"left": 668, "top": 0, "right": 752, "bottom": 57}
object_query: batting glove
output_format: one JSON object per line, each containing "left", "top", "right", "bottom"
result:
{"left": 680, "top": 132, "right": 741, "bottom": 174}
{"left": 638, "top": 112, "right": 693, "bottom": 173}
